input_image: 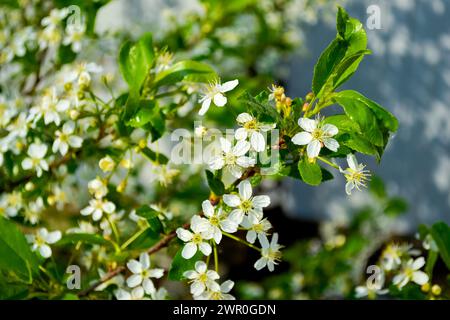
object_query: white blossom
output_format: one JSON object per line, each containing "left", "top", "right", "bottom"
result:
{"left": 80, "top": 198, "right": 116, "bottom": 221}
{"left": 235, "top": 113, "right": 275, "bottom": 152}
{"left": 126, "top": 253, "right": 164, "bottom": 295}
{"left": 393, "top": 257, "right": 429, "bottom": 289}
{"left": 198, "top": 79, "right": 239, "bottom": 115}
{"left": 196, "top": 280, "right": 235, "bottom": 300}
{"left": 26, "top": 228, "right": 61, "bottom": 258}
{"left": 209, "top": 138, "right": 255, "bottom": 179}
{"left": 88, "top": 177, "right": 108, "bottom": 199}
{"left": 339, "top": 154, "right": 371, "bottom": 195}
{"left": 28, "top": 88, "right": 69, "bottom": 126}
{"left": 183, "top": 261, "right": 220, "bottom": 297}
{"left": 21, "top": 143, "right": 49, "bottom": 177}
{"left": 223, "top": 179, "right": 270, "bottom": 224}
{"left": 291, "top": 116, "right": 339, "bottom": 158}
{"left": 202, "top": 200, "right": 238, "bottom": 244}
{"left": 176, "top": 215, "right": 213, "bottom": 259}
{"left": 241, "top": 214, "right": 272, "bottom": 244}
{"left": 52, "top": 121, "right": 83, "bottom": 156}
{"left": 63, "top": 23, "right": 85, "bottom": 53}
{"left": 254, "top": 233, "right": 282, "bottom": 272}
{"left": 115, "top": 287, "right": 146, "bottom": 300}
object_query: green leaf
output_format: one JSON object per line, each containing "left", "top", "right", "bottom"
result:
{"left": 0, "top": 278, "right": 28, "bottom": 299}
{"left": 336, "top": 90, "right": 398, "bottom": 132}
{"left": 119, "top": 33, "right": 154, "bottom": 92}
{"left": 168, "top": 248, "right": 203, "bottom": 281}
{"left": 127, "top": 100, "right": 157, "bottom": 127}
{"left": 341, "top": 134, "right": 379, "bottom": 157}
{"left": 425, "top": 250, "right": 438, "bottom": 277}
{"left": 153, "top": 60, "right": 217, "bottom": 88}
{"left": 430, "top": 222, "right": 450, "bottom": 270}
{"left": 205, "top": 170, "right": 225, "bottom": 196}
{"left": 57, "top": 233, "right": 111, "bottom": 246}
{"left": 136, "top": 205, "right": 163, "bottom": 234}
{"left": 323, "top": 114, "right": 361, "bottom": 133}
{"left": 0, "top": 217, "right": 39, "bottom": 282}
{"left": 298, "top": 158, "right": 322, "bottom": 186}
{"left": 334, "top": 92, "right": 384, "bottom": 147}
{"left": 312, "top": 7, "right": 367, "bottom": 97}
{"left": 239, "top": 91, "right": 280, "bottom": 123}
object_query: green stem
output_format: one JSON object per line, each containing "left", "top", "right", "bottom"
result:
{"left": 317, "top": 156, "right": 339, "bottom": 170}
{"left": 106, "top": 215, "right": 121, "bottom": 251}
{"left": 222, "top": 232, "right": 261, "bottom": 252}
{"left": 213, "top": 242, "right": 219, "bottom": 273}
{"left": 120, "top": 226, "right": 148, "bottom": 250}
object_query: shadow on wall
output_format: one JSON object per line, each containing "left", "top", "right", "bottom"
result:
{"left": 282, "top": 0, "right": 450, "bottom": 231}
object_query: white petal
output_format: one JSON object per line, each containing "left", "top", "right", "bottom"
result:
{"left": 258, "top": 234, "right": 270, "bottom": 249}
{"left": 46, "top": 231, "right": 61, "bottom": 244}
{"left": 127, "top": 259, "right": 142, "bottom": 274}
{"left": 236, "top": 156, "right": 255, "bottom": 168}
{"left": 176, "top": 228, "right": 193, "bottom": 242}
{"left": 346, "top": 154, "right": 358, "bottom": 170}
{"left": 236, "top": 112, "right": 252, "bottom": 124}
{"left": 195, "top": 261, "right": 207, "bottom": 273}
{"left": 191, "top": 281, "right": 206, "bottom": 296}
{"left": 345, "top": 181, "right": 355, "bottom": 195}
{"left": 191, "top": 215, "right": 209, "bottom": 233}
{"left": 209, "top": 157, "right": 225, "bottom": 170}
{"left": 322, "top": 124, "right": 338, "bottom": 136}
{"left": 126, "top": 274, "right": 142, "bottom": 288}
{"left": 298, "top": 118, "right": 317, "bottom": 132}
{"left": 250, "top": 132, "right": 265, "bottom": 152}
{"left": 254, "top": 257, "right": 267, "bottom": 270}
{"left": 220, "top": 219, "right": 238, "bottom": 233}
{"left": 291, "top": 132, "right": 312, "bottom": 145}
{"left": 149, "top": 268, "right": 164, "bottom": 278}
{"left": 219, "top": 79, "right": 239, "bottom": 92}
{"left": 182, "top": 242, "right": 197, "bottom": 259}
{"left": 228, "top": 165, "right": 243, "bottom": 178}
{"left": 220, "top": 280, "right": 234, "bottom": 293}
{"left": 142, "top": 278, "right": 155, "bottom": 294}
{"left": 306, "top": 140, "right": 321, "bottom": 158}
{"left": 229, "top": 209, "right": 244, "bottom": 224}
{"left": 139, "top": 252, "right": 150, "bottom": 269}
{"left": 246, "top": 230, "right": 257, "bottom": 244}
{"left": 223, "top": 194, "right": 241, "bottom": 207}
{"left": 238, "top": 180, "right": 252, "bottom": 200}
{"left": 412, "top": 271, "right": 429, "bottom": 285}
{"left": 412, "top": 257, "right": 426, "bottom": 270}
{"left": 68, "top": 136, "right": 83, "bottom": 148}
{"left": 232, "top": 140, "right": 250, "bottom": 157}
{"left": 219, "top": 138, "right": 231, "bottom": 153}
{"left": 252, "top": 195, "right": 270, "bottom": 208}
{"left": 198, "top": 98, "right": 211, "bottom": 116}
{"left": 21, "top": 158, "right": 33, "bottom": 170}
{"left": 183, "top": 270, "right": 199, "bottom": 279}
{"left": 199, "top": 242, "right": 212, "bottom": 256}
{"left": 39, "top": 244, "right": 52, "bottom": 258}
{"left": 234, "top": 127, "right": 248, "bottom": 140}
{"left": 323, "top": 138, "right": 339, "bottom": 152}
{"left": 213, "top": 93, "right": 227, "bottom": 107}
{"left": 202, "top": 200, "right": 215, "bottom": 218}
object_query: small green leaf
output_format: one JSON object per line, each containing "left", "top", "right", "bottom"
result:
{"left": 239, "top": 91, "right": 280, "bottom": 123}
{"left": 341, "top": 134, "right": 378, "bottom": 157}
{"left": 168, "top": 248, "right": 203, "bottom": 281}
{"left": 369, "top": 175, "right": 386, "bottom": 198}
{"left": 323, "top": 114, "right": 361, "bottom": 133}
{"left": 205, "top": 170, "right": 225, "bottom": 196}
{"left": 298, "top": 158, "right": 322, "bottom": 186}
{"left": 153, "top": 60, "right": 217, "bottom": 88}
{"left": 430, "top": 222, "right": 450, "bottom": 270}
{"left": 119, "top": 33, "right": 154, "bottom": 92}
{"left": 136, "top": 205, "right": 163, "bottom": 234}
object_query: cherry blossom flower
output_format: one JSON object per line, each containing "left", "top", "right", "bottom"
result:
{"left": 254, "top": 233, "right": 282, "bottom": 272}
{"left": 209, "top": 138, "right": 255, "bottom": 179}
{"left": 202, "top": 200, "right": 238, "bottom": 244}
{"left": 198, "top": 79, "right": 239, "bottom": 115}
{"left": 339, "top": 154, "right": 371, "bottom": 195}
{"left": 183, "top": 261, "right": 220, "bottom": 297}
{"left": 235, "top": 113, "right": 275, "bottom": 152}
{"left": 52, "top": 121, "right": 83, "bottom": 156}
{"left": 223, "top": 179, "right": 270, "bottom": 224}
{"left": 21, "top": 143, "right": 49, "bottom": 177}
{"left": 176, "top": 215, "right": 213, "bottom": 259}
{"left": 291, "top": 116, "right": 339, "bottom": 158}
{"left": 26, "top": 228, "right": 61, "bottom": 258}
{"left": 393, "top": 257, "right": 429, "bottom": 289}
{"left": 196, "top": 280, "right": 235, "bottom": 300}
{"left": 241, "top": 214, "right": 272, "bottom": 244}
{"left": 126, "top": 253, "right": 164, "bottom": 295}
{"left": 80, "top": 198, "right": 116, "bottom": 221}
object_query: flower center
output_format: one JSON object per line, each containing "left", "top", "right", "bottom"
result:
{"left": 210, "top": 216, "right": 219, "bottom": 226}
{"left": 192, "top": 234, "right": 202, "bottom": 244}
{"left": 240, "top": 200, "right": 253, "bottom": 213}
{"left": 198, "top": 273, "right": 208, "bottom": 283}
{"left": 223, "top": 152, "right": 237, "bottom": 165}
{"left": 244, "top": 120, "right": 257, "bottom": 130}
{"left": 253, "top": 223, "right": 264, "bottom": 233}
{"left": 311, "top": 128, "right": 323, "bottom": 140}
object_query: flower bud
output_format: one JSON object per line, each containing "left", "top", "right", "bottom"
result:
{"left": 99, "top": 156, "right": 115, "bottom": 172}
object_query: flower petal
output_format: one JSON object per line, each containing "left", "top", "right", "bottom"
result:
{"left": 298, "top": 118, "right": 317, "bottom": 132}
{"left": 219, "top": 79, "right": 239, "bottom": 92}
{"left": 182, "top": 242, "right": 197, "bottom": 259}
{"left": 238, "top": 180, "right": 252, "bottom": 200}
{"left": 306, "top": 139, "right": 321, "bottom": 158}
{"left": 291, "top": 132, "right": 312, "bottom": 145}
